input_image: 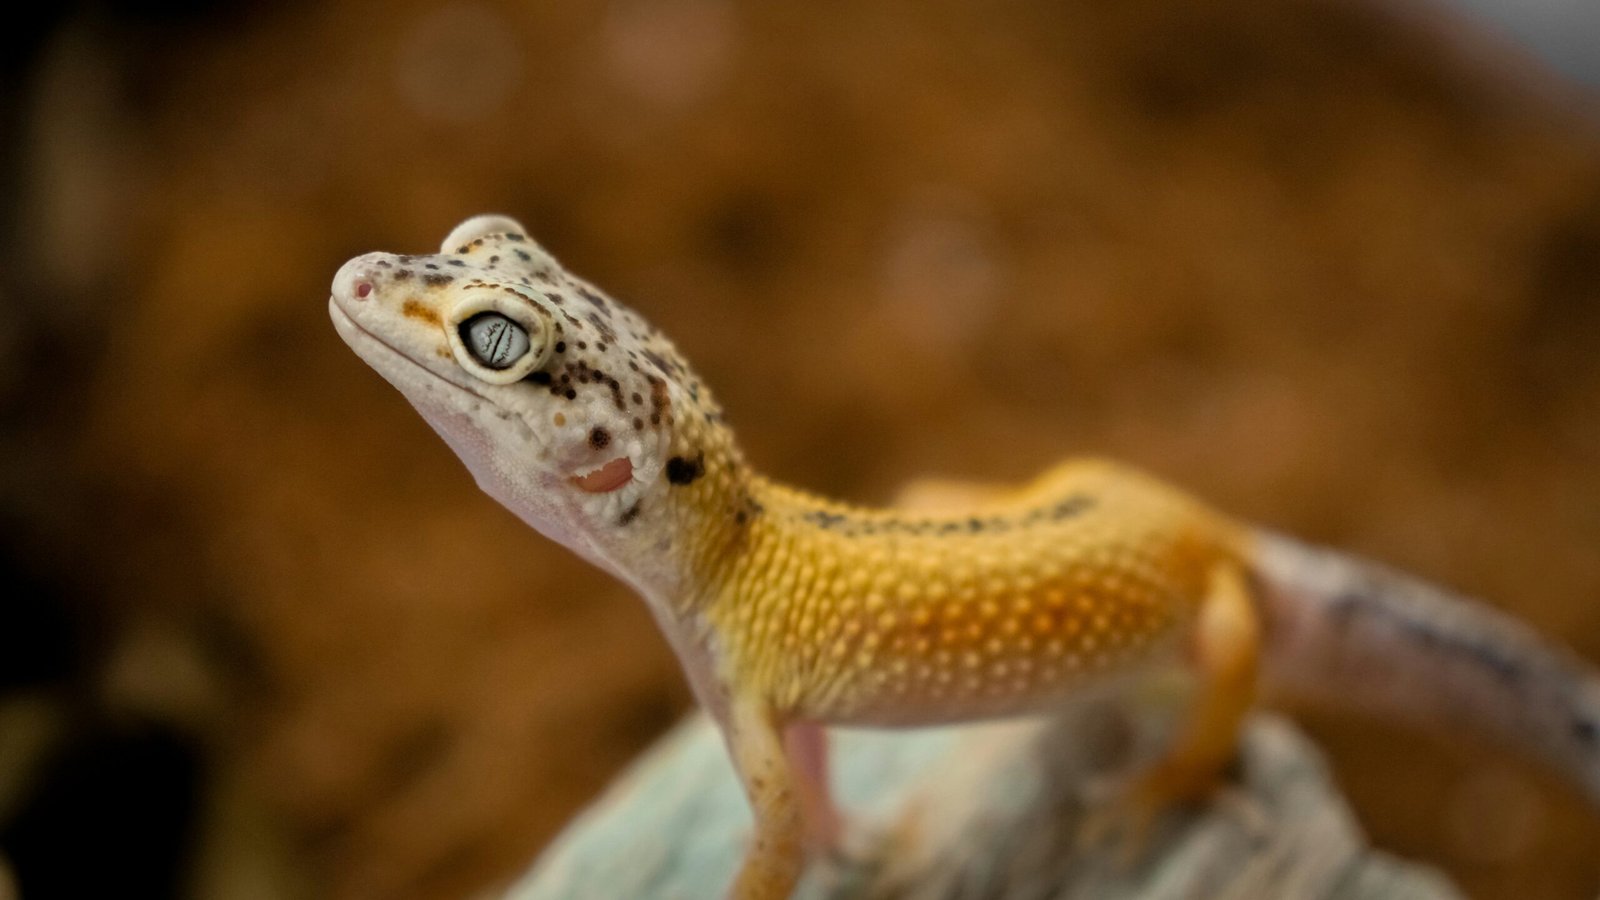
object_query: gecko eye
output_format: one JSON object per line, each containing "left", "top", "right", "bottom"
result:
{"left": 460, "top": 313, "right": 530, "bottom": 369}
{"left": 445, "top": 289, "right": 554, "bottom": 384}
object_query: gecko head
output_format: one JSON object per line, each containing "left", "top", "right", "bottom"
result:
{"left": 329, "top": 214, "right": 737, "bottom": 589}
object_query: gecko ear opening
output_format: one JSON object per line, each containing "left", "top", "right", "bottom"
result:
{"left": 572, "top": 456, "right": 634, "bottom": 493}
{"left": 441, "top": 214, "right": 531, "bottom": 253}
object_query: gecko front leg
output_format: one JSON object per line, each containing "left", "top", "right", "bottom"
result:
{"left": 725, "top": 699, "right": 810, "bottom": 900}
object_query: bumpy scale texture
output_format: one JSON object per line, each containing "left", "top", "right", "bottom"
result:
{"left": 692, "top": 462, "right": 1244, "bottom": 724}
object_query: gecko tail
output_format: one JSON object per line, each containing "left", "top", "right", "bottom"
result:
{"left": 1248, "top": 530, "right": 1600, "bottom": 805}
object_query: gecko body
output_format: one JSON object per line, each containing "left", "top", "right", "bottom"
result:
{"left": 331, "top": 216, "right": 1600, "bottom": 899}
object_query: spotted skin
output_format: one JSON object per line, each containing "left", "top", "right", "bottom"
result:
{"left": 332, "top": 216, "right": 1600, "bottom": 900}
{"left": 717, "top": 461, "right": 1238, "bottom": 727}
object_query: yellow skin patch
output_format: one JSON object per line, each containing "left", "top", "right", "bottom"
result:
{"left": 331, "top": 216, "right": 1261, "bottom": 900}
{"left": 714, "top": 461, "right": 1242, "bottom": 725}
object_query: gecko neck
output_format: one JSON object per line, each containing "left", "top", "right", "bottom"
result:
{"left": 660, "top": 450, "right": 937, "bottom": 612}
{"left": 646, "top": 432, "right": 865, "bottom": 616}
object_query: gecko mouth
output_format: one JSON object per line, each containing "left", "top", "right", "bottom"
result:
{"left": 332, "top": 297, "right": 641, "bottom": 494}
{"left": 329, "top": 297, "right": 495, "bottom": 407}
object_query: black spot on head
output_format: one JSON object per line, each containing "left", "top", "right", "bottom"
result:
{"left": 447, "top": 259, "right": 466, "bottom": 267}
{"left": 585, "top": 311, "right": 617, "bottom": 342}
{"left": 643, "top": 350, "right": 675, "bottom": 376}
{"left": 423, "top": 273, "right": 454, "bottom": 287}
{"left": 525, "top": 371, "right": 552, "bottom": 385}
{"left": 515, "top": 249, "right": 532, "bottom": 262}
{"left": 564, "top": 389, "right": 577, "bottom": 400}
{"left": 589, "top": 427, "right": 611, "bottom": 450}
{"left": 665, "top": 454, "right": 704, "bottom": 486}
{"left": 505, "top": 233, "right": 526, "bottom": 242}
{"left": 393, "top": 269, "right": 414, "bottom": 282}
{"left": 619, "top": 501, "right": 642, "bottom": 526}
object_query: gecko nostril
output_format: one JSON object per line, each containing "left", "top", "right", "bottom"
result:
{"left": 354, "top": 280, "right": 373, "bottom": 299}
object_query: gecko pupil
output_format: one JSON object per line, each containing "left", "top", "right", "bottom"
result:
{"left": 461, "top": 312, "right": 530, "bottom": 369}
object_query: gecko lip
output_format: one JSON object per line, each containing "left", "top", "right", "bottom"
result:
{"left": 329, "top": 297, "right": 495, "bottom": 408}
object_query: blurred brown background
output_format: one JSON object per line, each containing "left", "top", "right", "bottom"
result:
{"left": 1, "top": 0, "right": 1598, "bottom": 898}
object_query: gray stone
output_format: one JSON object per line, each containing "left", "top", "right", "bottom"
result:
{"left": 507, "top": 712, "right": 1461, "bottom": 900}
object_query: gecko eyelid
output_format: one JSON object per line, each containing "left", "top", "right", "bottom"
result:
{"left": 444, "top": 290, "right": 553, "bottom": 384}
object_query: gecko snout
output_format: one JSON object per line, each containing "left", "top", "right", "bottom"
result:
{"left": 330, "top": 252, "right": 396, "bottom": 306}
